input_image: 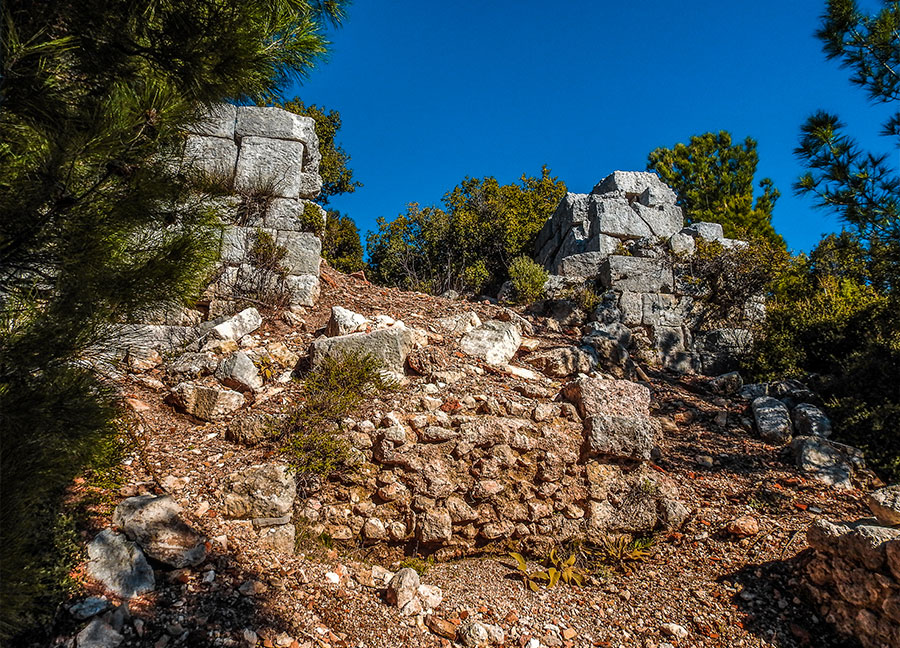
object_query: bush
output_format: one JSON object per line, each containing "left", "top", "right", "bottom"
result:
{"left": 509, "top": 256, "right": 548, "bottom": 304}
{"left": 279, "top": 353, "right": 396, "bottom": 477}
{"left": 299, "top": 202, "right": 326, "bottom": 236}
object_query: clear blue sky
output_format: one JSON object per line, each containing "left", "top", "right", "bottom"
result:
{"left": 288, "top": 0, "right": 896, "bottom": 253}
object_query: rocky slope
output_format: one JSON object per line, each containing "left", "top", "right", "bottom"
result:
{"left": 44, "top": 265, "right": 895, "bottom": 648}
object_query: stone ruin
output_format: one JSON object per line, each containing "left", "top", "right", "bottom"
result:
{"left": 534, "top": 170, "right": 754, "bottom": 375}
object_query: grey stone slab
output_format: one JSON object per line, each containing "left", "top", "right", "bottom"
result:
{"left": 183, "top": 135, "right": 238, "bottom": 185}
{"left": 557, "top": 251, "right": 609, "bottom": 278}
{"left": 86, "top": 529, "right": 155, "bottom": 599}
{"left": 633, "top": 203, "right": 684, "bottom": 239}
{"left": 591, "top": 171, "right": 672, "bottom": 198}
{"left": 235, "top": 106, "right": 317, "bottom": 143}
{"left": 285, "top": 274, "right": 319, "bottom": 306}
{"left": 600, "top": 256, "right": 674, "bottom": 293}
{"left": 234, "top": 136, "right": 306, "bottom": 199}
{"left": 618, "top": 291, "right": 643, "bottom": 326}
{"left": 191, "top": 103, "right": 236, "bottom": 138}
{"left": 589, "top": 196, "right": 653, "bottom": 240}
{"left": 276, "top": 231, "right": 321, "bottom": 276}
{"left": 683, "top": 222, "right": 724, "bottom": 241}
{"left": 752, "top": 396, "right": 793, "bottom": 444}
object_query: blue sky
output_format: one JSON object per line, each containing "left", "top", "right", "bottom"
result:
{"left": 288, "top": 0, "right": 897, "bottom": 253}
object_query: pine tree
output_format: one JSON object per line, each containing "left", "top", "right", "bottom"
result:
{"left": 647, "top": 131, "right": 785, "bottom": 247}
{"left": 0, "top": 0, "right": 346, "bottom": 637}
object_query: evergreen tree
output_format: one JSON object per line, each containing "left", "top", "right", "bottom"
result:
{"left": 276, "top": 99, "right": 363, "bottom": 204}
{"left": 647, "top": 131, "right": 785, "bottom": 247}
{"left": 0, "top": 0, "right": 346, "bottom": 637}
{"left": 366, "top": 167, "right": 567, "bottom": 295}
{"left": 323, "top": 211, "right": 366, "bottom": 273}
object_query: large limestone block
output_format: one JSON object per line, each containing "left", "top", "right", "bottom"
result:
{"left": 807, "top": 518, "right": 900, "bottom": 570}
{"left": 591, "top": 171, "right": 674, "bottom": 199}
{"left": 683, "top": 222, "right": 724, "bottom": 241}
{"left": 752, "top": 396, "right": 792, "bottom": 444}
{"left": 633, "top": 203, "right": 684, "bottom": 239}
{"left": 223, "top": 464, "right": 296, "bottom": 519}
{"left": 326, "top": 306, "right": 369, "bottom": 337}
{"left": 307, "top": 324, "right": 424, "bottom": 376}
{"left": 296, "top": 172, "right": 323, "bottom": 199}
{"left": 215, "top": 351, "right": 263, "bottom": 392}
{"left": 275, "top": 231, "right": 321, "bottom": 276}
{"left": 235, "top": 106, "right": 317, "bottom": 144}
{"left": 599, "top": 255, "right": 674, "bottom": 293}
{"left": 170, "top": 382, "right": 244, "bottom": 420}
{"left": 793, "top": 403, "right": 833, "bottom": 437}
{"left": 866, "top": 486, "right": 900, "bottom": 527}
{"left": 234, "top": 136, "right": 306, "bottom": 199}
{"left": 589, "top": 196, "right": 653, "bottom": 240}
{"left": 113, "top": 495, "right": 207, "bottom": 568}
{"left": 639, "top": 183, "right": 678, "bottom": 207}
{"left": 184, "top": 135, "right": 238, "bottom": 184}
{"left": 791, "top": 436, "right": 855, "bottom": 488}
{"left": 208, "top": 307, "right": 262, "bottom": 341}
{"left": 562, "top": 375, "right": 651, "bottom": 419}
{"left": 525, "top": 346, "right": 596, "bottom": 377}
{"left": 87, "top": 529, "right": 155, "bottom": 599}
{"left": 192, "top": 103, "right": 237, "bottom": 138}
{"left": 220, "top": 225, "right": 252, "bottom": 265}
{"left": 459, "top": 320, "right": 522, "bottom": 365}
{"left": 249, "top": 198, "right": 325, "bottom": 231}
{"left": 652, "top": 325, "right": 696, "bottom": 373}
{"left": 585, "top": 414, "right": 657, "bottom": 461}
{"left": 286, "top": 274, "right": 319, "bottom": 306}
{"left": 641, "top": 293, "right": 683, "bottom": 327}
{"left": 113, "top": 324, "right": 200, "bottom": 354}
{"left": 535, "top": 193, "right": 590, "bottom": 267}
{"left": 557, "top": 251, "right": 610, "bottom": 278}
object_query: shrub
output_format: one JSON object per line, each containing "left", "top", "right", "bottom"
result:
{"left": 299, "top": 202, "right": 326, "bottom": 236}
{"left": 278, "top": 353, "right": 396, "bottom": 478}
{"left": 224, "top": 229, "right": 292, "bottom": 309}
{"left": 508, "top": 255, "right": 548, "bottom": 304}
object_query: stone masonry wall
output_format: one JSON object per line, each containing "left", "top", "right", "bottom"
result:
{"left": 185, "top": 104, "right": 325, "bottom": 313}
{"left": 536, "top": 171, "right": 753, "bottom": 375}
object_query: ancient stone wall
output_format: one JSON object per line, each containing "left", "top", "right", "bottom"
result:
{"left": 185, "top": 104, "right": 325, "bottom": 314}
{"left": 536, "top": 171, "right": 753, "bottom": 374}
{"left": 804, "top": 502, "right": 900, "bottom": 648}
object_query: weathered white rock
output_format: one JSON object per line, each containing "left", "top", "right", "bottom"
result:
{"left": 183, "top": 135, "right": 238, "bottom": 184}
{"left": 417, "top": 583, "right": 443, "bottom": 610}
{"left": 683, "top": 221, "right": 724, "bottom": 241}
{"left": 275, "top": 230, "right": 321, "bottom": 276}
{"left": 592, "top": 171, "right": 676, "bottom": 201}
{"left": 589, "top": 196, "right": 653, "bottom": 240}
{"left": 307, "top": 323, "right": 424, "bottom": 377}
{"left": 258, "top": 524, "right": 296, "bottom": 555}
{"left": 235, "top": 106, "right": 318, "bottom": 147}
{"left": 866, "top": 486, "right": 900, "bottom": 526}
{"left": 208, "top": 307, "right": 262, "bottom": 342}
{"left": 563, "top": 375, "right": 651, "bottom": 419}
{"left": 457, "top": 620, "right": 491, "bottom": 647}
{"left": 585, "top": 414, "right": 658, "bottom": 461}
{"left": 76, "top": 617, "right": 124, "bottom": 648}
{"left": 386, "top": 568, "right": 420, "bottom": 609}
{"left": 192, "top": 103, "right": 236, "bottom": 139}
{"left": 216, "top": 351, "right": 263, "bottom": 392}
{"left": 223, "top": 464, "right": 296, "bottom": 519}
{"left": 667, "top": 230, "right": 696, "bottom": 255}
{"left": 557, "top": 251, "right": 612, "bottom": 278}
{"left": 418, "top": 508, "right": 452, "bottom": 545}
{"left": 790, "top": 436, "right": 854, "bottom": 488}
{"left": 633, "top": 203, "right": 684, "bottom": 239}
{"left": 459, "top": 320, "right": 522, "bottom": 365}
{"left": 234, "top": 136, "right": 307, "bottom": 199}
{"left": 113, "top": 495, "right": 207, "bottom": 568}
{"left": 751, "top": 396, "right": 792, "bottom": 444}
{"left": 86, "top": 529, "right": 155, "bottom": 599}
{"left": 525, "top": 346, "right": 595, "bottom": 377}
{"left": 792, "top": 403, "right": 832, "bottom": 437}
{"left": 435, "top": 312, "right": 482, "bottom": 336}
{"left": 286, "top": 274, "right": 319, "bottom": 306}
{"left": 166, "top": 351, "right": 218, "bottom": 379}
{"left": 326, "top": 306, "right": 369, "bottom": 337}
{"left": 599, "top": 256, "right": 673, "bottom": 293}
{"left": 170, "top": 382, "right": 244, "bottom": 420}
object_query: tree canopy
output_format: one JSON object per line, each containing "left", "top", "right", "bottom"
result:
{"left": 647, "top": 131, "right": 784, "bottom": 247}
{"left": 0, "top": 0, "right": 346, "bottom": 637}
{"left": 366, "top": 167, "right": 566, "bottom": 295}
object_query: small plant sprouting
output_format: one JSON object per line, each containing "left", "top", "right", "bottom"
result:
{"left": 399, "top": 555, "right": 434, "bottom": 576}
{"left": 509, "top": 547, "right": 587, "bottom": 592}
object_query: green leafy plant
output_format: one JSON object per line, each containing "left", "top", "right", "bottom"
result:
{"left": 563, "top": 286, "right": 601, "bottom": 314}
{"left": 508, "top": 255, "right": 548, "bottom": 304}
{"left": 399, "top": 556, "right": 434, "bottom": 576}
{"left": 300, "top": 202, "right": 326, "bottom": 236}
{"left": 597, "top": 535, "right": 656, "bottom": 573}
{"left": 509, "top": 548, "right": 587, "bottom": 591}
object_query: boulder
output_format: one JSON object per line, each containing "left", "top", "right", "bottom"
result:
{"left": 286, "top": 274, "right": 320, "bottom": 306}
{"left": 86, "top": 529, "right": 155, "bottom": 599}
{"left": 525, "top": 346, "right": 595, "bottom": 377}
{"left": 599, "top": 256, "right": 673, "bottom": 293}
{"left": 215, "top": 351, "right": 263, "bottom": 392}
{"left": 585, "top": 414, "right": 657, "bottom": 461}
{"left": 563, "top": 375, "right": 651, "bottom": 420}
{"left": 207, "top": 307, "right": 262, "bottom": 342}
{"left": 682, "top": 222, "right": 724, "bottom": 241}
{"left": 589, "top": 196, "right": 653, "bottom": 240}
{"left": 223, "top": 464, "right": 296, "bottom": 519}
{"left": 258, "top": 524, "right": 296, "bottom": 555}
{"left": 326, "top": 306, "right": 369, "bottom": 337}
{"left": 591, "top": 171, "right": 676, "bottom": 202}
{"left": 633, "top": 203, "right": 684, "bottom": 239}
{"left": 667, "top": 230, "right": 696, "bottom": 255}
{"left": 557, "top": 251, "right": 611, "bottom": 278}
{"left": 170, "top": 382, "right": 244, "bottom": 420}
{"left": 792, "top": 403, "right": 832, "bottom": 437}
{"left": 709, "top": 371, "right": 743, "bottom": 395}
{"left": 459, "top": 320, "right": 522, "bottom": 365}
{"left": 866, "top": 486, "right": 900, "bottom": 527}
{"left": 751, "top": 396, "right": 792, "bottom": 444}
{"left": 76, "top": 618, "right": 124, "bottom": 648}
{"left": 386, "top": 568, "right": 420, "bottom": 608}
{"left": 226, "top": 413, "right": 270, "bottom": 446}
{"left": 435, "top": 312, "right": 482, "bottom": 336}
{"left": 790, "top": 436, "right": 854, "bottom": 488}
{"left": 112, "top": 495, "right": 207, "bottom": 568}
{"left": 307, "top": 323, "right": 424, "bottom": 377}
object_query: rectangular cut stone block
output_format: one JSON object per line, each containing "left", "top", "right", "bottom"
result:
{"left": 639, "top": 184, "right": 677, "bottom": 207}
{"left": 683, "top": 222, "right": 724, "bottom": 241}
{"left": 220, "top": 226, "right": 250, "bottom": 265}
{"left": 557, "top": 252, "right": 609, "bottom": 278}
{"left": 192, "top": 103, "right": 236, "bottom": 138}
{"left": 590, "top": 197, "right": 653, "bottom": 240}
{"left": 634, "top": 203, "right": 683, "bottom": 239}
{"left": 600, "top": 256, "right": 673, "bottom": 293}
{"left": 618, "top": 291, "right": 643, "bottom": 326}
{"left": 236, "top": 106, "right": 317, "bottom": 142}
{"left": 184, "top": 136, "right": 238, "bottom": 185}
{"left": 276, "top": 231, "right": 321, "bottom": 276}
{"left": 286, "top": 274, "right": 319, "bottom": 306}
{"left": 248, "top": 198, "right": 325, "bottom": 232}
{"left": 641, "top": 293, "right": 684, "bottom": 327}
{"left": 653, "top": 325, "right": 696, "bottom": 373}
{"left": 296, "top": 172, "right": 323, "bottom": 199}
{"left": 234, "top": 137, "right": 306, "bottom": 199}
{"left": 591, "top": 171, "right": 672, "bottom": 199}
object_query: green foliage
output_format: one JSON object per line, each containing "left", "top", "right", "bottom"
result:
{"left": 595, "top": 535, "right": 656, "bottom": 573}
{"left": 676, "top": 235, "right": 791, "bottom": 332}
{"left": 508, "top": 255, "right": 548, "bottom": 304}
{"left": 275, "top": 99, "right": 362, "bottom": 203}
{"left": 279, "top": 353, "right": 395, "bottom": 476}
{"left": 509, "top": 547, "right": 588, "bottom": 592}
{"left": 366, "top": 167, "right": 566, "bottom": 294}
{"left": 0, "top": 0, "right": 346, "bottom": 638}
{"left": 398, "top": 556, "right": 434, "bottom": 576}
{"left": 563, "top": 285, "right": 602, "bottom": 314}
{"left": 300, "top": 202, "right": 327, "bottom": 236}
{"left": 322, "top": 211, "right": 366, "bottom": 273}
{"left": 648, "top": 131, "right": 785, "bottom": 247}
